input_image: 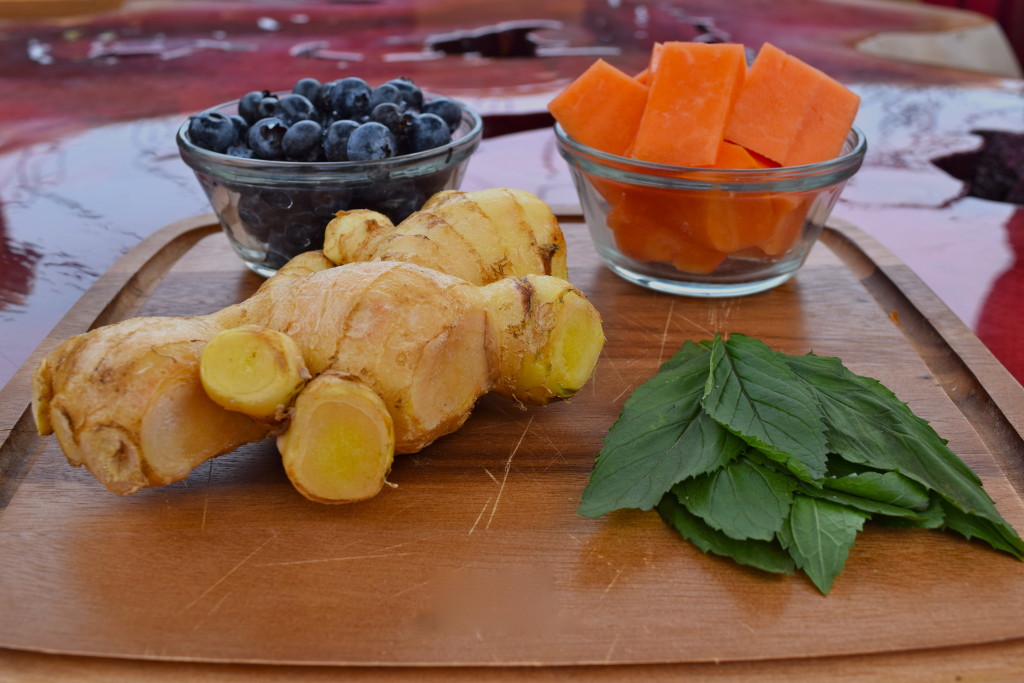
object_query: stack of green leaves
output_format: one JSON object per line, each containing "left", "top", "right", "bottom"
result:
{"left": 578, "top": 334, "right": 1024, "bottom": 594}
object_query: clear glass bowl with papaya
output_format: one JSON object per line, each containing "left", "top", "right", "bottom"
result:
{"left": 551, "top": 41, "right": 867, "bottom": 297}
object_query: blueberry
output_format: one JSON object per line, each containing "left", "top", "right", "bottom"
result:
{"left": 257, "top": 95, "right": 279, "bottom": 119}
{"left": 282, "top": 119, "right": 324, "bottom": 161}
{"left": 408, "top": 112, "right": 451, "bottom": 153}
{"left": 369, "top": 83, "right": 403, "bottom": 110}
{"left": 374, "top": 183, "right": 427, "bottom": 223}
{"left": 268, "top": 211, "right": 326, "bottom": 255}
{"left": 226, "top": 143, "right": 254, "bottom": 159}
{"left": 322, "top": 119, "right": 360, "bottom": 161}
{"left": 330, "top": 77, "right": 372, "bottom": 119}
{"left": 318, "top": 80, "right": 339, "bottom": 113}
{"left": 347, "top": 122, "right": 396, "bottom": 161}
{"left": 238, "top": 90, "right": 267, "bottom": 125}
{"left": 188, "top": 111, "right": 238, "bottom": 153}
{"left": 386, "top": 77, "right": 424, "bottom": 111}
{"left": 274, "top": 93, "right": 317, "bottom": 126}
{"left": 247, "top": 117, "right": 288, "bottom": 160}
{"left": 237, "top": 190, "right": 273, "bottom": 242}
{"left": 310, "top": 188, "right": 350, "bottom": 218}
{"left": 260, "top": 188, "right": 297, "bottom": 211}
{"left": 292, "top": 77, "right": 322, "bottom": 105}
{"left": 423, "top": 97, "right": 462, "bottom": 132}
{"left": 370, "top": 102, "right": 412, "bottom": 136}
{"left": 229, "top": 114, "right": 248, "bottom": 138}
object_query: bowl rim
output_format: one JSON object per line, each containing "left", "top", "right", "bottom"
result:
{"left": 553, "top": 122, "right": 867, "bottom": 180}
{"left": 177, "top": 92, "right": 483, "bottom": 171}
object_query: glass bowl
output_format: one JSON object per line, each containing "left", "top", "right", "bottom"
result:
{"left": 554, "top": 123, "right": 866, "bottom": 297}
{"left": 177, "top": 95, "right": 483, "bottom": 277}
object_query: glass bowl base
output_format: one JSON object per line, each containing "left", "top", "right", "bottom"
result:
{"left": 603, "top": 261, "right": 797, "bottom": 298}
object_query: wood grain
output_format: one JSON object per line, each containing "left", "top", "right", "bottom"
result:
{"left": 1, "top": 217, "right": 1023, "bottom": 675}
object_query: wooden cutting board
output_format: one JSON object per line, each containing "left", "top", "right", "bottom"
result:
{"left": 2, "top": 213, "right": 1024, "bottom": 676}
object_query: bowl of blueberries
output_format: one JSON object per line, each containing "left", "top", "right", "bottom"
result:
{"left": 177, "top": 76, "right": 483, "bottom": 276}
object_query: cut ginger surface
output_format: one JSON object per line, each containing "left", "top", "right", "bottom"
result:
{"left": 549, "top": 41, "right": 860, "bottom": 273}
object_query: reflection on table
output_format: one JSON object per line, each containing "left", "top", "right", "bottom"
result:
{"left": 0, "top": 0, "right": 1022, "bottom": 389}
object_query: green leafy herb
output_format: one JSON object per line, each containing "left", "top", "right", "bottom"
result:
{"left": 675, "top": 456, "right": 794, "bottom": 541}
{"left": 776, "top": 496, "right": 867, "bottom": 594}
{"left": 703, "top": 334, "right": 829, "bottom": 482}
{"left": 657, "top": 493, "right": 796, "bottom": 575}
{"left": 579, "top": 333, "right": 1024, "bottom": 594}
{"left": 578, "top": 342, "right": 743, "bottom": 518}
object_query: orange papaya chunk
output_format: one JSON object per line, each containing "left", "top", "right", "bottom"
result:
{"left": 634, "top": 42, "right": 664, "bottom": 85}
{"left": 760, "top": 195, "right": 813, "bottom": 256}
{"left": 605, "top": 188, "right": 727, "bottom": 274}
{"left": 683, "top": 191, "right": 779, "bottom": 254}
{"left": 548, "top": 59, "right": 650, "bottom": 156}
{"left": 670, "top": 240, "right": 730, "bottom": 275}
{"left": 708, "top": 141, "right": 777, "bottom": 170}
{"left": 631, "top": 42, "right": 747, "bottom": 167}
{"left": 724, "top": 42, "right": 860, "bottom": 166}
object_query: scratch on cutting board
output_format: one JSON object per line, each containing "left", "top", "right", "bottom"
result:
{"left": 705, "top": 299, "right": 735, "bottom": 333}
{"left": 600, "top": 343, "right": 627, "bottom": 381}
{"left": 604, "top": 634, "right": 620, "bottom": 663}
{"left": 192, "top": 591, "right": 233, "bottom": 631}
{"left": 468, "top": 494, "right": 494, "bottom": 535}
{"left": 200, "top": 460, "right": 215, "bottom": 532}
{"left": 181, "top": 533, "right": 277, "bottom": 612}
{"left": 487, "top": 416, "right": 532, "bottom": 529}
{"left": 258, "top": 551, "right": 414, "bottom": 567}
{"left": 602, "top": 567, "right": 623, "bottom": 598}
{"left": 658, "top": 299, "right": 676, "bottom": 365}
{"left": 611, "top": 383, "right": 636, "bottom": 404}
{"left": 468, "top": 416, "right": 533, "bottom": 534}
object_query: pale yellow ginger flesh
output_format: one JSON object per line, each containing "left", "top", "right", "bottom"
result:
{"left": 322, "top": 188, "right": 568, "bottom": 284}
{"left": 200, "top": 325, "right": 311, "bottom": 420}
{"left": 31, "top": 188, "right": 603, "bottom": 502}
{"left": 278, "top": 372, "right": 395, "bottom": 504}
{"left": 482, "top": 275, "right": 606, "bottom": 404}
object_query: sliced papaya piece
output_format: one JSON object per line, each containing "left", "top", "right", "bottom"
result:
{"left": 724, "top": 42, "right": 860, "bottom": 166}
{"left": 670, "top": 240, "right": 729, "bottom": 275}
{"left": 634, "top": 42, "right": 665, "bottom": 86}
{"left": 548, "top": 59, "right": 650, "bottom": 156}
{"left": 605, "top": 188, "right": 727, "bottom": 274}
{"left": 708, "top": 141, "right": 778, "bottom": 170}
{"left": 631, "top": 42, "right": 747, "bottom": 167}
{"left": 760, "top": 195, "right": 813, "bottom": 256}
{"left": 684, "top": 193, "right": 775, "bottom": 254}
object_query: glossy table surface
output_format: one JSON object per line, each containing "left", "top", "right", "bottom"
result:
{"left": 1, "top": 0, "right": 1023, "bottom": 392}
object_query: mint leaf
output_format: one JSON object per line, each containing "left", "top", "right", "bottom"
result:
{"left": 675, "top": 456, "right": 795, "bottom": 541}
{"left": 797, "top": 481, "right": 930, "bottom": 521}
{"left": 940, "top": 500, "right": 1024, "bottom": 559}
{"left": 578, "top": 342, "right": 743, "bottom": 517}
{"left": 777, "top": 495, "right": 867, "bottom": 594}
{"left": 875, "top": 493, "right": 946, "bottom": 529}
{"left": 702, "top": 334, "right": 828, "bottom": 482}
{"left": 824, "top": 470, "right": 930, "bottom": 511}
{"left": 783, "top": 352, "right": 1024, "bottom": 557}
{"left": 657, "top": 492, "right": 795, "bottom": 574}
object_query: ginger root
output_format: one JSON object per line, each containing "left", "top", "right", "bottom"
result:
{"left": 200, "top": 325, "right": 311, "bottom": 420}
{"left": 322, "top": 187, "right": 567, "bottom": 284}
{"left": 278, "top": 371, "right": 396, "bottom": 504}
{"left": 32, "top": 189, "right": 604, "bottom": 502}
